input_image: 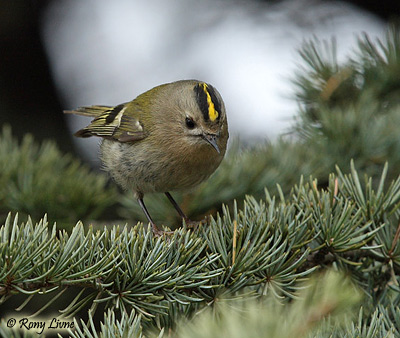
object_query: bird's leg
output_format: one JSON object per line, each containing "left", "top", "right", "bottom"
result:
{"left": 137, "top": 197, "right": 171, "bottom": 237}
{"left": 165, "top": 192, "right": 187, "bottom": 219}
{"left": 165, "top": 192, "right": 202, "bottom": 229}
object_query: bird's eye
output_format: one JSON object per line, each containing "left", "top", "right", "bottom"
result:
{"left": 185, "top": 117, "right": 196, "bottom": 129}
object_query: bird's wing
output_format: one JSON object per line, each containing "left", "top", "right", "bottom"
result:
{"left": 65, "top": 104, "right": 147, "bottom": 143}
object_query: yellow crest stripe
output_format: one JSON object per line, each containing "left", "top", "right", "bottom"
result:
{"left": 201, "top": 83, "right": 219, "bottom": 122}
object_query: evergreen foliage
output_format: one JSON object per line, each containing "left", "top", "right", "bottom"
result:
{"left": 0, "top": 126, "right": 116, "bottom": 228}
{"left": 0, "top": 24, "right": 400, "bottom": 338}
{"left": 1, "top": 162, "right": 400, "bottom": 336}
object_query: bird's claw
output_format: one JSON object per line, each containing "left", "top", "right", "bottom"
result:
{"left": 151, "top": 224, "right": 174, "bottom": 237}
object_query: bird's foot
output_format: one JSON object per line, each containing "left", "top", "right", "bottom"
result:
{"left": 151, "top": 223, "right": 174, "bottom": 237}
{"left": 183, "top": 217, "right": 207, "bottom": 230}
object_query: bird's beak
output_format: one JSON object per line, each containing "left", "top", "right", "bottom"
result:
{"left": 202, "top": 133, "right": 220, "bottom": 153}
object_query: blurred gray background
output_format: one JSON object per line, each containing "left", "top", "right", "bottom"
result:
{"left": 0, "top": 0, "right": 398, "bottom": 163}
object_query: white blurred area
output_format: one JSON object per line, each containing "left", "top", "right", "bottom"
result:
{"left": 41, "top": 0, "right": 385, "bottom": 163}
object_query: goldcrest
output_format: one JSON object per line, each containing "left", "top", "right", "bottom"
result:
{"left": 66, "top": 80, "right": 229, "bottom": 235}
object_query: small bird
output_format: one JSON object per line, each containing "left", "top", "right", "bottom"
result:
{"left": 66, "top": 80, "right": 229, "bottom": 235}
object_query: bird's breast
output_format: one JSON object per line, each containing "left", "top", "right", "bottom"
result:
{"left": 100, "top": 139, "right": 224, "bottom": 194}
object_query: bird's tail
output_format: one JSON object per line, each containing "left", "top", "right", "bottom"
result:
{"left": 64, "top": 105, "right": 113, "bottom": 117}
